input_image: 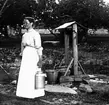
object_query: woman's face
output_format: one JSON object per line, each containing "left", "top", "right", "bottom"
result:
{"left": 23, "top": 19, "right": 33, "bottom": 29}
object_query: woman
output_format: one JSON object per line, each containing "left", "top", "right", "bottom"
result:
{"left": 16, "top": 17, "right": 44, "bottom": 99}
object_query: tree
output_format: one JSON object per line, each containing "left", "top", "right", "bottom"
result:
{"left": 0, "top": 0, "right": 109, "bottom": 30}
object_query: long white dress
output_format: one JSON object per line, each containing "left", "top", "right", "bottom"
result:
{"left": 16, "top": 29, "right": 45, "bottom": 99}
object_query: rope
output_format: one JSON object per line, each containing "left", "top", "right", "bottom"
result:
{"left": 0, "top": 0, "right": 9, "bottom": 17}
{"left": 76, "top": 22, "right": 88, "bottom": 30}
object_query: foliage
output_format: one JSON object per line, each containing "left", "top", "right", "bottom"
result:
{"left": 0, "top": 0, "right": 109, "bottom": 28}
{"left": 42, "top": 48, "right": 64, "bottom": 70}
{"left": 1, "top": 41, "right": 109, "bottom": 75}
{"left": 1, "top": 42, "right": 109, "bottom": 104}
{"left": 30, "top": 0, "right": 109, "bottom": 28}
{"left": 0, "top": 0, "right": 109, "bottom": 42}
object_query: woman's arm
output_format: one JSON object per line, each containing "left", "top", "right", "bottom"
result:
{"left": 20, "top": 42, "right": 24, "bottom": 56}
{"left": 34, "top": 32, "right": 43, "bottom": 68}
{"left": 20, "top": 35, "right": 25, "bottom": 56}
{"left": 37, "top": 47, "right": 43, "bottom": 67}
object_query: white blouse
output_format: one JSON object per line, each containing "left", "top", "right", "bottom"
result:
{"left": 22, "top": 29, "right": 43, "bottom": 56}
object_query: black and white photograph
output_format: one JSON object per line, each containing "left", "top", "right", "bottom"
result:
{"left": 0, "top": 0, "right": 109, "bottom": 105}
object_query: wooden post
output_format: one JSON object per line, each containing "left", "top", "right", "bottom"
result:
{"left": 64, "top": 30, "right": 69, "bottom": 65}
{"left": 72, "top": 23, "right": 78, "bottom": 76}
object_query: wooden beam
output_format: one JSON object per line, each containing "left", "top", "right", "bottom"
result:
{"left": 72, "top": 23, "right": 78, "bottom": 76}
{"left": 64, "top": 30, "right": 69, "bottom": 65}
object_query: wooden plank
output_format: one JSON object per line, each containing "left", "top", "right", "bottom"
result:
{"left": 64, "top": 58, "right": 74, "bottom": 76}
{"left": 72, "top": 23, "right": 78, "bottom": 76}
{"left": 60, "top": 75, "right": 89, "bottom": 83}
{"left": 55, "top": 21, "right": 75, "bottom": 29}
{"left": 60, "top": 76, "right": 83, "bottom": 83}
{"left": 64, "top": 31, "right": 69, "bottom": 65}
{"left": 60, "top": 76, "right": 74, "bottom": 83}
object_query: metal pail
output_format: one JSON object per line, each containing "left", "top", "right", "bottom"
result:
{"left": 35, "top": 71, "right": 46, "bottom": 89}
{"left": 46, "top": 70, "right": 58, "bottom": 84}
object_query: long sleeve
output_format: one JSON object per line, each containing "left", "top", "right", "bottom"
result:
{"left": 21, "top": 35, "right": 25, "bottom": 55}
{"left": 34, "top": 32, "right": 43, "bottom": 56}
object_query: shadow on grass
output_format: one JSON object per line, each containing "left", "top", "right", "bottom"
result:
{"left": 0, "top": 93, "right": 44, "bottom": 105}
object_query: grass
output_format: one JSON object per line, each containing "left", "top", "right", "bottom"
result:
{"left": 0, "top": 41, "right": 109, "bottom": 104}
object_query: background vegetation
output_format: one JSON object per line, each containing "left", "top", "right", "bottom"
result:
{"left": 0, "top": 0, "right": 109, "bottom": 37}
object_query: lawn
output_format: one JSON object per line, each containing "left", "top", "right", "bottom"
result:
{"left": 0, "top": 41, "right": 109, "bottom": 105}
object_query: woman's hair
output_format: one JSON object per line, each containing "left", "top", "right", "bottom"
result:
{"left": 24, "top": 17, "right": 35, "bottom": 23}
{"left": 24, "top": 17, "right": 36, "bottom": 28}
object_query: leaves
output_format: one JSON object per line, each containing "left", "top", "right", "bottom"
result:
{"left": 0, "top": 0, "right": 109, "bottom": 28}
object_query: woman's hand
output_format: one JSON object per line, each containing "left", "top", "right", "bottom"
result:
{"left": 19, "top": 53, "right": 22, "bottom": 57}
{"left": 37, "top": 59, "right": 42, "bottom": 68}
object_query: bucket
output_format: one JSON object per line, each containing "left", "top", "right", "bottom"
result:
{"left": 35, "top": 71, "right": 46, "bottom": 89}
{"left": 46, "top": 70, "right": 58, "bottom": 84}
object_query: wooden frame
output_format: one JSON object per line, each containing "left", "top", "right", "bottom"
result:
{"left": 56, "top": 21, "right": 79, "bottom": 76}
